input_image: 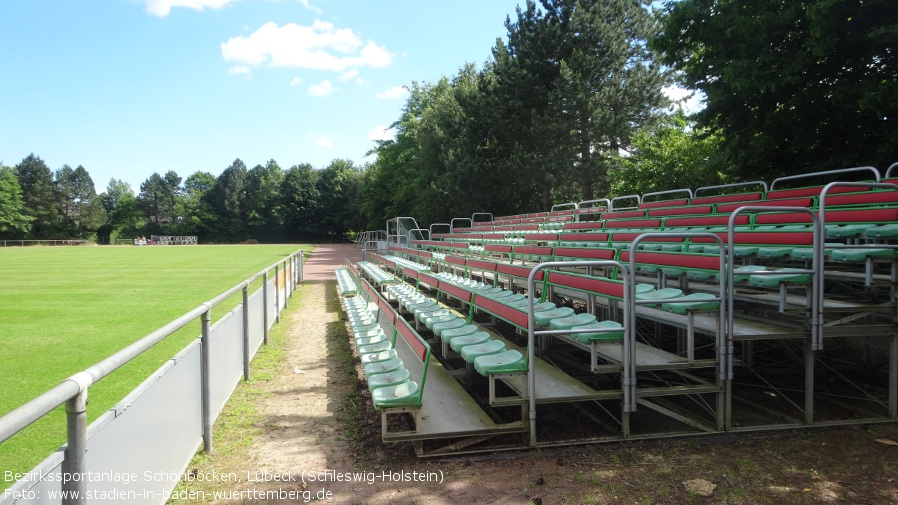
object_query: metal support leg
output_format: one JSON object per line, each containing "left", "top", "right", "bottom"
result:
{"left": 275, "top": 264, "right": 281, "bottom": 323}
{"left": 242, "top": 285, "right": 250, "bottom": 381}
{"left": 62, "top": 386, "right": 88, "bottom": 505}
{"left": 201, "top": 306, "right": 213, "bottom": 452}
{"left": 263, "top": 272, "right": 269, "bottom": 345}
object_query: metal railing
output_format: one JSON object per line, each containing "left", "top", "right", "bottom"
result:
{"left": 0, "top": 240, "right": 89, "bottom": 247}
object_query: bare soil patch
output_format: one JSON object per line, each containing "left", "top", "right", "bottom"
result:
{"left": 180, "top": 244, "right": 898, "bottom": 505}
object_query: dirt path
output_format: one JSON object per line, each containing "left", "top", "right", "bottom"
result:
{"left": 215, "top": 243, "right": 898, "bottom": 505}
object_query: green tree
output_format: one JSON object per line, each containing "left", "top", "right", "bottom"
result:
{"left": 611, "top": 112, "right": 727, "bottom": 196}
{"left": 138, "top": 173, "right": 167, "bottom": 224}
{"left": 55, "top": 164, "right": 104, "bottom": 236}
{"left": 98, "top": 179, "right": 143, "bottom": 242}
{"left": 178, "top": 171, "right": 217, "bottom": 239}
{"left": 280, "top": 163, "right": 319, "bottom": 236}
{"left": 244, "top": 160, "right": 284, "bottom": 240}
{"left": 315, "top": 159, "right": 364, "bottom": 237}
{"left": 500, "top": 0, "right": 671, "bottom": 203}
{"left": 204, "top": 159, "right": 248, "bottom": 241}
{"left": 14, "top": 154, "right": 58, "bottom": 237}
{"left": 654, "top": 0, "right": 898, "bottom": 179}
{"left": 0, "top": 165, "right": 32, "bottom": 236}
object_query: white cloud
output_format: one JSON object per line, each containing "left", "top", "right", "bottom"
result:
{"left": 315, "top": 135, "right": 335, "bottom": 148}
{"left": 289, "top": 76, "right": 303, "bottom": 86}
{"left": 298, "top": 0, "right": 322, "bottom": 14}
{"left": 308, "top": 80, "right": 334, "bottom": 97}
{"left": 221, "top": 21, "right": 393, "bottom": 72}
{"left": 338, "top": 69, "right": 366, "bottom": 85}
{"left": 663, "top": 85, "right": 705, "bottom": 114}
{"left": 141, "top": 0, "right": 237, "bottom": 17}
{"left": 377, "top": 85, "right": 409, "bottom": 99}
{"left": 228, "top": 65, "right": 251, "bottom": 75}
{"left": 368, "top": 125, "right": 394, "bottom": 141}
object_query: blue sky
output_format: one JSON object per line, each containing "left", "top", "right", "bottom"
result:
{"left": 0, "top": 0, "right": 528, "bottom": 192}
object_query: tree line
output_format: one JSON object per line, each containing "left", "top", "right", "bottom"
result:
{"left": 0, "top": 156, "right": 367, "bottom": 243}
{"left": 2, "top": 0, "right": 894, "bottom": 243}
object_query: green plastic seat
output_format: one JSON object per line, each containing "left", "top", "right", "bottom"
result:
{"left": 660, "top": 243, "right": 687, "bottom": 252}
{"left": 416, "top": 305, "right": 448, "bottom": 320}
{"left": 367, "top": 368, "right": 410, "bottom": 391}
{"left": 831, "top": 248, "right": 897, "bottom": 262}
{"left": 508, "top": 299, "right": 557, "bottom": 312}
{"left": 441, "top": 324, "right": 478, "bottom": 341}
{"left": 372, "top": 381, "right": 420, "bottom": 408}
{"left": 865, "top": 223, "right": 898, "bottom": 238}
{"left": 826, "top": 224, "right": 869, "bottom": 239}
{"left": 533, "top": 307, "right": 576, "bottom": 326}
{"left": 360, "top": 349, "right": 398, "bottom": 365}
{"left": 460, "top": 340, "right": 507, "bottom": 363}
{"left": 347, "top": 312, "right": 376, "bottom": 326}
{"left": 733, "top": 265, "right": 766, "bottom": 283}
{"left": 363, "top": 356, "right": 404, "bottom": 376}
{"left": 635, "top": 288, "right": 683, "bottom": 305}
{"left": 426, "top": 314, "right": 461, "bottom": 330}
{"left": 790, "top": 244, "right": 840, "bottom": 260}
{"left": 409, "top": 301, "right": 440, "bottom": 317}
{"left": 474, "top": 350, "right": 527, "bottom": 376}
{"left": 662, "top": 293, "right": 719, "bottom": 314}
{"left": 661, "top": 267, "right": 686, "bottom": 277}
{"left": 757, "top": 246, "right": 795, "bottom": 259}
{"left": 638, "top": 264, "right": 659, "bottom": 274}
{"left": 548, "top": 312, "right": 598, "bottom": 330}
{"left": 415, "top": 307, "right": 452, "bottom": 323}
{"left": 749, "top": 268, "right": 812, "bottom": 288}
{"left": 565, "top": 320, "right": 624, "bottom": 343}
{"left": 433, "top": 317, "right": 468, "bottom": 337}
{"left": 732, "top": 246, "right": 760, "bottom": 257}
{"left": 355, "top": 333, "right": 387, "bottom": 347}
{"left": 635, "top": 283, "right": 656, "bottom": 294}
{"left": 687, "top": 269, "right": 719, "bottom": 282}
{"left": 449, "top": 331, "right": 492, "bottom": 352}
{"left": 357, "top": 341, "right": 392, "bottom": 355}
{"left": 491, "top": 290, "right": 518, "bottom": 299}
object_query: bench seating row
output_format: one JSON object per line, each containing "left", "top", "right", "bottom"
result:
{"left": 338, "top": 275, "right": 429, "bottom": 410}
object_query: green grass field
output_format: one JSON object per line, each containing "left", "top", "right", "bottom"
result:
{"left": 0, "top": 244, "right": 310, "bottom": 487}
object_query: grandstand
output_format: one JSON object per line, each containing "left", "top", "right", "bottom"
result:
{"left": 341, "top": 165, "right": 898, "bottom": 456}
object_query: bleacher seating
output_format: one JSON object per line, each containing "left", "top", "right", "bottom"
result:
{"left": 339, "top": 166, "right": 898, "bottom": 455}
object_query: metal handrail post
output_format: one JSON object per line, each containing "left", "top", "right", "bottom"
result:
{"left": 728, "top": 206, "right": 820, "bottom": 425}
{"left": 527, "top": 260, "right": 629, "bottom": 444}
{"left": 819, "top": 181, "right": 898, "bottom": 419}
{"left": 262, "top": 272, "right": 269, "bottom": 345}
{"left": 242, "top": 284, "right": 250, "bottom": 382}
{"left": 527, "top": 271, "right": 537, "bottom": 447}
{"left": 274, "top": 264, "right": 280, "bottom": 324}
{"left": 819, "top": 181, "right": 898, "bottom": 344}
{"left": 62, "top": 373, "right": 91, "bottom": 505}
{"left": 200, "top": 304, "right": 213, "bottom": 452}
{"left": 284, "top": 259, "right": 290, "bottom": 308}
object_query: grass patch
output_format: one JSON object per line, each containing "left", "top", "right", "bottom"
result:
{"left": 167, "top": 280, "right": 302, "bottom": 503}
{"left": 0, "top": 244, "right": 309, "bottom": 487}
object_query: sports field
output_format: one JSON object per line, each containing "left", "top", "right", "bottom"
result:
{"left": 0, "top": 244, "right": 308, "bottom": 487}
